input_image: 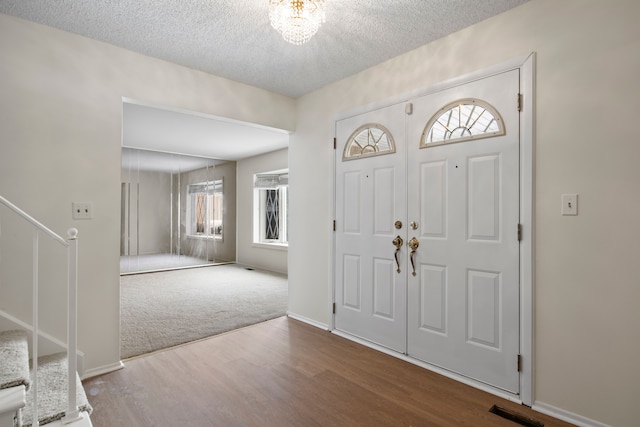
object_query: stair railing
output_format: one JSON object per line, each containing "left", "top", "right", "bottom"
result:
{"left": 0, "top": 196, "right": 81, "bottom": 425}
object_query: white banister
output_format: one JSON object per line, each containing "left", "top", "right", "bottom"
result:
{"left": 0, "top": 196, "right": 68, "bottom": 248}
{"left": 62, "top": 228, "right": 81, "bottom": 424}
{"left": 32, "top": 229, "right": 40, "bottom": 427}
{"left": 0, "top": 196, "right": 83, "bottom": 426}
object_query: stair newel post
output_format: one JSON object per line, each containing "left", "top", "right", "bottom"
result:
{"left": 32, "top": 229, "right": 39, "bottom": 427}
{"left": 62, "top": 228, "right": 81, "bottom": 424}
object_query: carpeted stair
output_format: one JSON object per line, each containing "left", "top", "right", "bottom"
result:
{"left": 0, "top": 331, "right": 31, "bottom": 392}
{"left": 0, "top": 330, "right": 92, "bottom": 427}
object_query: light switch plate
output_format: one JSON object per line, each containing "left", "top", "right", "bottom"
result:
{"left": 561, "top": 194, "right": 578, "bottom": 216}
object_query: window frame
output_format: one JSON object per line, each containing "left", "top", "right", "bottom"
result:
{"left": 420, "top": 98, "right": 505, "bottom": 148}
{"left": 186, "top": 178, "right": 224, "bottom": 241}
{"left": 253, "top": 170, "right": 289, "bottom": 249}
{"left": 342, "top": 123, "right": 396, "bottom": 161}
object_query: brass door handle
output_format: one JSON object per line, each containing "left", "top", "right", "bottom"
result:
{"left": 408, "top": 237, "right": 419, "bottom": 276}
{"left": 392, "top": 235, "right": 403, "bottom": 273}
{"left": 408, "top": 237, "right": 419, "bottom": 251}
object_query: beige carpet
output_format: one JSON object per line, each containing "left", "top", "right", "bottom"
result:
{"left": 0, "top": 329, "right": 30, "bottom": 391}
{"left": 120, "top": 264, "right": 288, "bottom": 359}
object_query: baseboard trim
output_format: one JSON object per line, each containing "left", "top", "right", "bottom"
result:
{"left": 81, "top": 361, "right": 124, "bottom": 380}
{"left": 532, "top": 401, "right": 611, "bottom": 427}
{"left": 235, "top": 262, "right": 288, "bottom": 276}
{"left": 286, "top": 312, "right": 329, "bottom": 330}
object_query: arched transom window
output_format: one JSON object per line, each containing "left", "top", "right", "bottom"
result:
{"left": 343, "top": 123, "right": 396, "bottom": 161}
{"left": 421, "top": 98, "right": 505, "bottom": 148}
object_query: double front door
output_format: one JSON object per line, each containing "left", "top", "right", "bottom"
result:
{"left": 334, "top": 70, "right": 521, "bottom": 393}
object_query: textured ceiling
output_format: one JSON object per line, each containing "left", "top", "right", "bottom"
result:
{"left": 0, "top": 0, "right": 529, "bottom": 98}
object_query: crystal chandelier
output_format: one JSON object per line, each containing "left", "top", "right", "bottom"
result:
{"left": 269, "top": 0, "right": 326, "bottom": 45}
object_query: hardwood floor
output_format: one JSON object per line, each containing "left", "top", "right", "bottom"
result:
{"left": 84, "top": 317, "right": 573, "bottom": 426}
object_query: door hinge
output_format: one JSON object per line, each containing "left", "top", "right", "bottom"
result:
{"left": 333, "top": 303, "right": 336, "bottom": 314}
{"left": 517, "top": 223, "right": 522, "bottom": 241}
{"left": 517, "top": 93, "right": 523, "bottom": 112}
{"left": 333, "top": 137, "right": 336, "bottom": 149}
{"left": 517, "top": 354, "right": 522, "bottom": 372}
{"left": 333, "top": 220, "right": 336, "bottom": 231}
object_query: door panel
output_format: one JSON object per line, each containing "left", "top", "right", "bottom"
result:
{"left": 343, "top": 254, "right": 361, "bottom": 309}
{"left": 467, "top": 269, "right": 501, "bottom": 348}
{"left": 334, "top": 103, "right": 407, "bottom": 353}
{"left": 419, "top": 264, "right": 447, "bottom": 334}
{"left": 373, "top": 258, "right": 395, "bottom": 319}
{"left": 468, "top": 154, "right": 500, "bottom": 240}
{"left": 343, "top": 171, "right": 362, "bottom": 233}
{"left": 407, "top": 69, "right": 520, "bottom": 393}
{"left": 374, "top": 167, "right": 396, "bottom": 234}
{"left": 420, "top": 161, "right": 447, "bottom": 238}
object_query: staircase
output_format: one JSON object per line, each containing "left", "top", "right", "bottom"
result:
{"left": 1, "top": 331, "right": 92, "bottom": 427}
{"left": 0, "top": 196, "right": 93, "bottom": 427}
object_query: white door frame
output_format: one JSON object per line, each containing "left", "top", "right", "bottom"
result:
{"left": 329, "top": 53, "right": 535, "bottom": 405}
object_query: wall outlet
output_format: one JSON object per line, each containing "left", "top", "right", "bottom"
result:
{"left": 561, "top": 194, "right": 578, "bottom": 216}
{"left": 72, "top": 202, "right": 93, "bottom": 220}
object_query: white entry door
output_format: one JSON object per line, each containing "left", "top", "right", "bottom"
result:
{"left": 334, "top": 102, "right": 407, "bottom": 352}
{"left": 406, "top": 70, "right": 521, "bottom": 393}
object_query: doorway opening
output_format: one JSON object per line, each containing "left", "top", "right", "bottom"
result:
{"left": 120, "top": 99, "right": 291, "bottom": 358}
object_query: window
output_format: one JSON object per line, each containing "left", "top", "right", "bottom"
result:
{"left": 421, "top": 98, "right": 505, "bottom": 148}
{"left": 187, "top": 179, "right": 223, "bottom": 239}
{"left": 253, "top": 170, "right": 288, "bottom": 246}
{"left": 343, "top": 123, "right": 396, "bottom": 161}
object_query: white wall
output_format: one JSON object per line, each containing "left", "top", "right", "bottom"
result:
{"left": 0, "top": 12, "right": 295, "bottom": 373}
{"left": 289, "top": 1, "right": 640, "bottom": 426}
{"left": 236, "top": 148, "right": 288, "bottom": 274}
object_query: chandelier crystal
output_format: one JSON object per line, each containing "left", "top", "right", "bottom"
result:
{"left": 269, "top": 0, "right": 326, "bottom": 45}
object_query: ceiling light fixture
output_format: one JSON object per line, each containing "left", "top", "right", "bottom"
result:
{"left": 269, "top": 0, "right": 326, "bottom": 45}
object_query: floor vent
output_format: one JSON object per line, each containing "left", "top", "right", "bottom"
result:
{"left": 245, "top": 267, "right": 254, "bottom": 270}
{"left": 489, "top": 405, "right": 544, "bottom": 427}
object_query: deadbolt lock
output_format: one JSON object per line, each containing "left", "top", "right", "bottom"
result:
{"left": 394, "top": 220, "right": 403, "bottom": 229}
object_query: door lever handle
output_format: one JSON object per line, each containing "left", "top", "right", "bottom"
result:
{"left": 408, "top": 237, "right": 419, "bottom": 276}
{"left": 392, "top": 235, "right": 403, "bottom": 273}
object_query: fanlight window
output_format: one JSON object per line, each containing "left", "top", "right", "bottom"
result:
{"left": 421, "top": 99, "right": 505, "bottom": 148}
{"left": 343, "top": 123, "right": 396, "bottom": 161}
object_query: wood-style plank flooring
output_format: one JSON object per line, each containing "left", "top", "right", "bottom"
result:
{"left": 84, "top": 317, "right": 573, "bottom": 426}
